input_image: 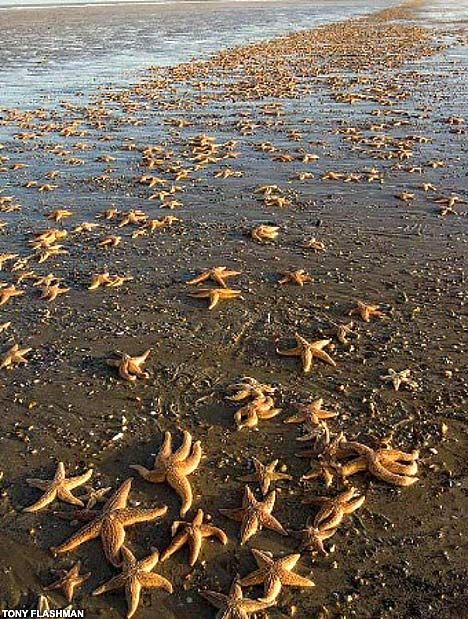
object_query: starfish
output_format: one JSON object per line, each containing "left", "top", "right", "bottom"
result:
{"left": 23, "top": 462, "right": 93, "bottom": 512}
{"left": 106, "top": 349, "right": 151, "bottom": 382}
{"left": 0, "top": 284, "right": 25, "bottom": 306}
{"left": 0, "top": 344, "right": 31, "bottom": 369}
{"left": 187, "top": 266, "right": 241, "bottom": 288}
{"left": 51, "top": 478, "right": 167, "bottom": 566}
{"left": 0, "top": 253, "right": 18, "bottom": 270}
{"left": 219, "top": 486, "right": 287, "bottom": 545}
{"left": 93, "top": 546, "right": 172, "bottom": 618}
{"left": 160, "top": 508, "right": 228, "bottom": 566}
{"left": 303, "top": 487, "right": 365, "bottom": 530}
{"left": 380, "top": 368, "right": 418, "bottom": 391}
{"left": 130, "top": 430, "right": 201, "bottom": 516}
{"left": 239, "top": 458, "right": 292, "bottom": 495}
{"left": 97, "top": 208, "right": 120, "bottom": 220}
{"left": 304, "top": 237, "right": 326, "bottom": 252}
{"left": 80, "top": 485, "right": 112, "bottom": 509}
{"left": 226, "top": 376, "right": 275, "bottom": 401}
{"left": 107, "top": 275, "right": 133, "bottom": 288}
{"left": 350, "top": 300, "right": 387, "bottom": 322}
{"left": 284, "top": 398, "right": 337, "bottom": 427}
{"left": 47, "top": 209, "right": 74, "bottom": 222}
{"left": 98, "top": 235, "right": 121, "bottom": 249}
{"left": 200, "top": 578, "right": 273, "bottom": 619}
{"left": 234, "top": 395, "right": 281, "bottom": 430}
{"left": 73, "top": 222, "right": 100, "bottom": 233}
{"left": 298, "top": 522, "right": 339, "bottom": 556}
{"left": 88, "top": 272, "right": 112, "bottom": 290}
{"left": 337, "top": 321, "right": 356, "bottom": 345}
{"left": 0, "top": 321, "right": 11, "bottom": 334}
{"left": 278, "top": 269, "right": 312, "bottom": 286}
{"left": 339, "top": 441, "right": 419, "bottom": 486}
{"left": 119, "top": 210, "right": 147, "bottom": 227}
{"left": 39, "top": 283, "right": 70, "bottom": 301}
{"left": 36, "top": 245, "right": 68, "bottom": 264}
{"left": 44, "top": 561, "right": 90, "bottom": 603}
{"left": 277, "top": 333, "right": 336, "bottom": 374}
{"left": 240, "top": 548, "right": 314, "bottom": 602}
{"left": 189, "top": 287, "right": 241, "bottom": 310}
{"left": 301, "top": 432, "right": 347, "bottom": 486}
{"left": 251, "top": 225, "right": 279, "bottom": 243}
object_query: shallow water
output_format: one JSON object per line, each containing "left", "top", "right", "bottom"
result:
{"left": 0, "top": 0, "right": 401, "bottom": 106}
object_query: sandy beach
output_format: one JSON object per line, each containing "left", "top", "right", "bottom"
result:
{"left": 0, "top": 0, "right": 466, "bottom": 617}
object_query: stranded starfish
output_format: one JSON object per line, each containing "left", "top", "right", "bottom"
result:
{"left": 189, "top": 287, "right": 241, "bottom": 310}
{"left": 240, "top": 548, "right": 314, "bottom": 602}
{"left": 0, "top": 284, "right": 25, "bottom": 306}
{"left": 51, "top": 478, "right": 167, "bottom": 566}
{"left": 106, "top": 350, "right": 151, "bottom": 382}
{"left": 220, "top": 486, "right": 287, "bottom": 545}
{"left": 130, "top": 430, "right": 201, "bottom": 516}
{"left": 200, "top": 578, "right": 273, "bottom": 619}
{"left": 0, "top": 344, "right": 31, "bottom": 369}
{"left": 39, "top": 283, "right": 70, "bottom": 301}
{"left": 350, "top": 301, "right": 387, "bottom": 322}
{"left": 239, "top": 458, "right": 292, "bottom": 495}
{"left": 234, "top": 396, "right": 281, "bottom": 430}
{"left": 303, "top": 487, "right": 365, "bottom": 530}
{"left": 278, "top": 269, "right": 312, "bottom": 286}
{"left": 93, "top": 546, "right": 172, "bottom": 618}
{"left": 339, "top": 441, "right": 419, "bottom": 487}
{"left": 187, "top": 266, "right": 241, "bottom": 288}
{"left": 160, "top": 508, "right": 227, "bottom": 566}
{"left": 226, "top": 376, "right": 275, "bottom": 401}
{"left": 44, "top": 561, "right": 90, "bottom": 603}
{"left": 251, "top": 225, "right": 279, "bottom": 243}
{"left": 277, "top": 333, "right": 336, "bottom": 374}
{"left": 284, "top": 398, "right": 337, "bottom": 427}
{"left": 24, "top": 462, "right": 93, "bottom": 513}
{"left": 380, "top": 368, "right": 418, "bottom": 391}
{"left": 298, "top": 523, "right": 338, "bottom": 556}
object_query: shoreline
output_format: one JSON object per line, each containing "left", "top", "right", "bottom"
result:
{"left": 0, "top": 0, "right": 466, "bottom": 617}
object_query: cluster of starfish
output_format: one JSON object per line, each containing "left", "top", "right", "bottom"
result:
{"left": 226, "top": 377, "right": 281, "bottom": 430}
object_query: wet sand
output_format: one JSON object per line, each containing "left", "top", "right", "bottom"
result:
{"left": 0, "top": 0, "right": 467, "bottom": 617}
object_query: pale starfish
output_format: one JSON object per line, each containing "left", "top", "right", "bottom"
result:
{"left": 339, "top": 441, "right": 419, "bottom": 486}
{"left": 226, "top": 376, "right": 275, "bottom": 401}
{"left": 187, "top": 266, "right": 241, "bottom": 288}
{"left": 278, "top": 269, "right": 312, "bottom": 286}
{"left": 93, "top": 546, "right": 172, "bottom": 618}
{"left": 88, "top": 272, "right": 112, "bottom": 290}
{"left": 47, "top": 209, "right": 74, "bottom": 222}
{"left": 240, "top": 548, "right": 314, "bottom": 602}
{"left": 234, "top": 395, "right": 281, "bottom": 430}
{"left": 219, "top": 486, "right": 287, "bottom": 545}
{"left": 0, "top": 344, "right": 32, "bottom": 369}
{"left": 39, "top": 283, "right": 70, "bottom": 301}
{"left": 51, "top": 478, "right": 167, "bottom": 566}
{"left": 189, "top": 287, "right": 241, "bottom": 310}
{"left": 303, "top": 487, "right": 365, "bottom": 530}
{"left": 107, "top": 275, "right": 133, "bottom": 288}
{"left": 301, "top": 432, "right": 347, "bottom": 486}
{"left": 304, "top": 237, "right": 326, "bottom": 252}
{"left": 239, "top": 458, "right": 292, "bottom": 495}
{"left": 350, "top": 301, "right": 387, "bottom": 322}
{"left": 80, "top": 485, "right": 112, "bottom": 509}
{"left": 298, "top": 523, "right": 338, "bottom": 556}
{"left": 73, "top": 222, "right": 100, "bottom": 233}
{"left": 251, "top": 225, "right": 279, "bottom": 243}
{"left": 200, "top": 578, "right": 273, "bottom": 619}
{"left": 284, "top": 398, "right": 337, "bottom": 427}
{"left": 44, "top": 561, "right": 90, "bottom": 603}
{"left": 98, "top": 235, "right": 121, "bottom": 249}
{"left": 380, "top": 368, "right": 418, "bottom": 391}
{"left": 277, "top": 333, "right": 336, "bottom": 374}
{"left": 23, "top": 462, "right": 93, "bottom": 513}
{"left": 0, "top": 284, "right": 25, "bottom": 306}
{"left": 160, "top": 508, "right": 228, "bottom": 566}
{"left": 106, "top": 349, "right": 151, "bottom": 382}
{"left": 130, "top": 430, "right": 201, "bottom": 516}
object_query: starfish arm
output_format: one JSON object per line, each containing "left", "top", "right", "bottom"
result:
{"left": 56, "top": 487, "right": 86, "bottom": 507}
{"left": 280, "top": 571, "right": 315, "bottom": 588}
{"left": 101, "top": 518, "right": 127, "bottom": 566}
{"left": 120, "top": 506, "right": 168, "bottom": 526}
{"left": 51, "top": 518, "right": 103, "bottom": 555}
{"left": 302, "top": 348, "right": 313, "bottom": 373}
{"left": 106, "top": 478, "right": 133, "bottom": 511}
{"left": 369, "top": 460, "right": 418, "bottom": 486}
{"left": 138, "top": 572, "right": 173, "bottom": 593}
{"left": 283, "top": 413, "right": 307, "bottom": 424}
{"left": 262, "top": 491, "right": 276, "bottom": 513}
{"left": 199, "top": 590, "right": 229, "bottom": 610}
{"left": 276, "top": 346, "right": 301, "bottom": 356}
{"left": 239, "top": 568, "right": 266, "bottom": 587}
{"left": 173, "top": 431, "right": 192, "bottom": 461}
{"left": 382, "top": 449, "right": 418, "bottom": 462}
{"left": 344, "top": 495, "right": 366, "bottom": 514}
{"left": 260, "top": 512, "right": 288, "bottom": 536}
{"left": 313, "top": 349, "right": 337, "bottom": 367}
{"left": 126, "top": 578, "right": 142, "bottom": 619}
{"left": 187, "top": 272, "right": 210, "bottom": 285}
{"left": 180, "top": 441, "right": 202, "bottom": 474}
{"left": 159, "top": 432, "right": 173, "bottom": 460}
{"left": 340, "top": 457, "right": 368, "bottom": 478}
{"left": 138, "top": 550, "right": 160, "bottom": 572}
{"left": 262, "top": 573, "right": 282, "bottom": 602}
{"left": 188, "top": 530, "right": 203, "bottom": 566}
{"left": 93, "top": 574, "right": 127, "bottom": 596}
{"left": 160, "top": 532, "right": 189, "bottom": 562}
{"left": 23, "top": 488, "right": 58, "bottom": 512}
{"left": 240, "top": 512, "right": 260, "bottom": 545}
{"left": 278, "top": 554, "right": 301, "bottom": 570}
{"left": 241, "top": 598, "right": 274, "bottom": 612}
{"left": 385, "top": 460, "right": 418, "bottom": 476}
{"left": 167, "top": 471, "right": 193, "bottom": 516}
{"left": 54, "top": 462, "right": 66, "bottom": 481}
{"left": 208, "top": 291, "right": 220, "bottom": 310}
{"left": 258, "top": 408, "right": 281, "bottom": 420}
{"left": 201, "top": 525, "right": 228, "bottom": 544}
